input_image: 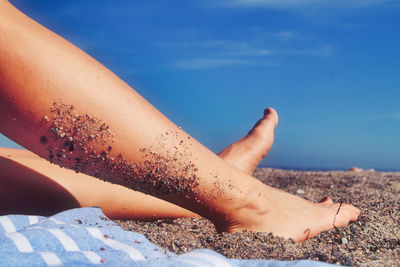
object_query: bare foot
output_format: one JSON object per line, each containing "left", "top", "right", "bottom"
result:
{"left": 216, "top": 108, "right": 359, "bottom": 242}
{"left": 221, "top": 182, "right": 360, "bottom": 242}
{"left": 218, "top": 108, "right": 278, "bottom": 174}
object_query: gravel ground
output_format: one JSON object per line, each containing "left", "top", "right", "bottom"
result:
{"left": 116, "top": 168, "right": 400, "bottom": 266}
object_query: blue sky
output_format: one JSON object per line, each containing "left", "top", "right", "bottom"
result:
{"left": 2, "top": 0, "right": 400, "bottom": 170}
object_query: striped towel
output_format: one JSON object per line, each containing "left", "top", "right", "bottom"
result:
{"left": 0, "top": 207, "right": 335, "bottom": 266}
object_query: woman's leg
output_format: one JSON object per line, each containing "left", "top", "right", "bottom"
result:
{"left": 0, "top": 110, "right": 277, "bottom": 219}
{"left": 0, "top": 147, "right": 199, "bottom": 219}
{"left": 0, "top": 1, "right": 359, "bottom": 241}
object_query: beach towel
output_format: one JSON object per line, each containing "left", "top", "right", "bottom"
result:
{"left": 0, "top": 207, "right": 336, "bottom": 266}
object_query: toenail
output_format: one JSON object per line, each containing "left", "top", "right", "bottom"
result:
{"left": 319, "top": 196, "right": 329, "bottom": 203}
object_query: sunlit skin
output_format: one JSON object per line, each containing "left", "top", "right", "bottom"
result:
{"left": 0, "top": 108, "right": 276, "bottom": 220}
{"left": 218, "top": 108, "right": 278, "bottom": 175}
{"left": 0, "top": 0, "right": 359, "bottom": 242}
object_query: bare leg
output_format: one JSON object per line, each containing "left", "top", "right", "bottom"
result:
{"left": 0, "top": 1, "right": 359, "bottom": 241}
{"left": 0, "top": 111, "right": 274, "bottom": 219}
{"left": 219, "top": 108, "right": 278, "bottom": 174}
{"left": 0, "top": 147, "right": 199, "bottom": 219}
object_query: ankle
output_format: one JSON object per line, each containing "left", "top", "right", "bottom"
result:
{"left": 220, "top": 180, "right": 270, "bottom": 232}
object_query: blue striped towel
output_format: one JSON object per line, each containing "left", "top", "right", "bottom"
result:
{"left": 0, "top": 207, "right": 335, "bottom": 266}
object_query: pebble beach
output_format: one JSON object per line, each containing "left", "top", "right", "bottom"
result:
{"left": 117, "top": 168, "right": 400, "bottom": 266}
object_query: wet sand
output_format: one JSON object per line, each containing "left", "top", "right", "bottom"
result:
{"left": 117, "top": 168, "right": 400, "bottom": 266}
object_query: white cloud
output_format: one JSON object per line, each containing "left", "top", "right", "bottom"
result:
{"left": 276, "top": 31, "right": 296, "bottom": 40}
{"left": 170, "top": 39, "right": 333, "bottom": 69}
{"left": 234, "top": 49, "right": 275, "bottom": 56}
{"left": 227, "top": 44, "right": 333, "bottom": 57}
{"left": 159, "top": 29, "right": 333, "bottom": 69}
{"left": 175, "top": 58, "right": 278, "bottom": 69}
{"left": 161, "top": 37, "right": 332, "bottom": 57}
{"left": 281, "top": 44, "right": 334, "bottom": 56}
{"left": 159, "top": 40, "right": 250, "bottom": 50}
{"left": 220, "top": 0, "right": 393, "bottom": 9}
{"left": 370, "top": 111, "right": 400, "bottom": 120}
{"left": 202, "top": 40, "right": 250, "bottom": 50}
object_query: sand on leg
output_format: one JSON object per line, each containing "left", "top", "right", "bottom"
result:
{"left": 0, "top": 114, "right": 337, "bottom": 223}
{"left": 0, "top": 147, "right": 200, "bottom": 219}
{"left": 0, "top": 108, "right": 275, "bottom": 220}
{"left": 0, "top": 108, "right": 275, "bottom": 219}
{"left": 0, "top": 1, "right": 359, "bottom": 242}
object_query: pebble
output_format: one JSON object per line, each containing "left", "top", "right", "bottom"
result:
{"left": 206, "top": 237, "right": 214, "bottom": 243}
{"left": 370, "top": 245, "right": 378, "bottom": 252}
{"left": 392, "top": 183, "right": 400, "bottom": 193}
{"left": 40, "top": 136, "right": 48, "bottom": 145}
{"left": 296, "top": 189, "right": 305, "bottom": 195}
{"left": 349, "top": 167, "right": 363, "bottom": 172}
{"left": 341, "top": 237, "right": 348, "bottom": 245}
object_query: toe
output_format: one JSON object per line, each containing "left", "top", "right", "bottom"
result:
{"left": 250, "top": 108, "right": 278, "bottom": 136}
{"left": 345, "top": 204, "right": 361, "bottom": 221}
{"left": 334, "top": 204, "right": 360, "bottom": 227}
{"left": 264, "top": 107, "right": 276, "bottom": 117}
{"left": 263, "top": 108, "right": 278, "bottom": 125}
{"left": 319, "top": 196, "right": 333, "bottom": 204}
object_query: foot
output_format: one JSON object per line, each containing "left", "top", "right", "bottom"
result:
{"left": 220, "top": 182, "right": 360, "bottom": 242}
{"left": 218, "top": 108, "right": 278, "bottom": 174}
